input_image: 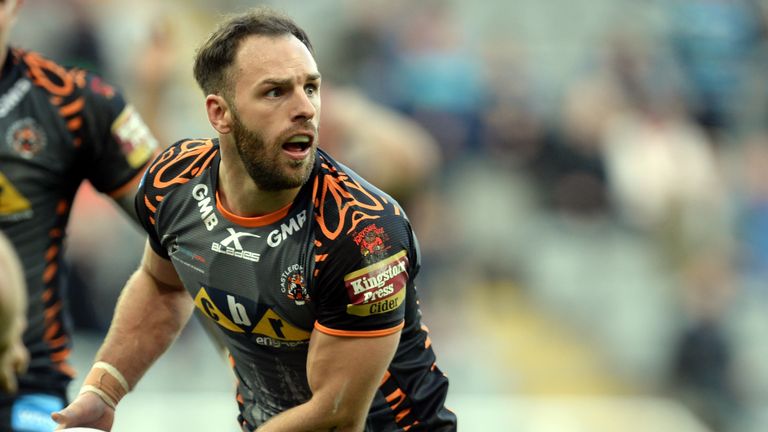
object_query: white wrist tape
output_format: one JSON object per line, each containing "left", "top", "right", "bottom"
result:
{"left": 80, "top": 384, "right": 117, "bottom": 409}
{"left": 81, "top": 361, "right": 131, "bottom": 409}
{"left": 93, "top": 361, "right": 130, "bottom": 393}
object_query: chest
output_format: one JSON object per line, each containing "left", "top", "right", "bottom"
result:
{"left": 0, "top": 79, "right": 80, "bottom": 223}
{"left": 160, "top": 189, "right": 318, "bottom": 337}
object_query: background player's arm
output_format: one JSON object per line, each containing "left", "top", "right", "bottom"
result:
{"left": 111, "top": 184, "right": 143, "bottom": 224}
{"left": 257, "top": 329, "right": 400, "bottom": 432}
{"left": 0, "top": 233, "right": 29, "bottom": 394}
{"left": 52, "top": 241, "right": 194, "bottom": 430}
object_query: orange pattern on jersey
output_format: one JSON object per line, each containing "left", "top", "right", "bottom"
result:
{"left": 312, "top": 160, "right": 391, "bottom": 241}
{"left": 59, "top": 97, "right": 84, "bottom": 116}
{"left": 39, "top": 199, "right": 74, "bottom": 377}
{"left": 19, "top": 49, "right": 87, "bottom": 148}
{"left": 143, "top": 140, "right": 218, "bottom": 223}
{"left": 148, "top": 140, "right": 217, "bottom": 189}
{"left": 380, "top": 370, "right": 421, "bottom": 430}
{"left": 20, "top": 50, "right": 74, "bottom": 96}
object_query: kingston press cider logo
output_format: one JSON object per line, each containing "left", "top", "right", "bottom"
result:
{"left": 343, "top": 250, "right": 409, "bottom": 317}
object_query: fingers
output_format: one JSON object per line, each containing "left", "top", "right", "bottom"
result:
{"left": 0, "top": 341, "right": 29, "bottom": 393}
{"left": 0, "top": 368, "right": 18, "bottom": 393}
{"left": 50, "top": 410, "right": 67, "bottom": 429}
{"left": 0, "top": 354, "right": 19, "bottom": 393}
{"left": 51, "top": 392, "right": 92, "bottom": 429}
{"left": 13, "top": 342, "right": 29, "bottom": 375}
{"left": 51, "top": 391, "right": 114, "bottom": 431}
{"left": 51, "top": 401, "right": 80, "bottom": 428}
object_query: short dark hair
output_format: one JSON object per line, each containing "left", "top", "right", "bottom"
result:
{"left": 193, "top": 7, "right": 314, "bottom": 97}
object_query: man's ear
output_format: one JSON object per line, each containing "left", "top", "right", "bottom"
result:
{"left": 205, "top": 94, "right": 233, "bottom": 134}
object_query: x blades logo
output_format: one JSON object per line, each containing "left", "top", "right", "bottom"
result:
{"left": 211, "top": 228, "right": 261, "bottom": 262}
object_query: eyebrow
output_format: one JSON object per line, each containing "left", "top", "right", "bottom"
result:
{"left": 259, "top": 73, "right": 322, "bottom": 87}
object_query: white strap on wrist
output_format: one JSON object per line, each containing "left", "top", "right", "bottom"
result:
{"left": 80, "top": 384, "right": 117, "bottom": 409}
{"left": 94, "top": 361, "right": 130, "bottom": 392}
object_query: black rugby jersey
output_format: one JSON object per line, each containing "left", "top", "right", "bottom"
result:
{"left": 0, "top": 49, "right": 158, "bottom": 396}
{"left": 136, "top": 139, "right": 456, "bottom": 431}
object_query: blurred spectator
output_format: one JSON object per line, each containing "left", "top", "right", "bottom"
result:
{"left": 389, "top": 0, "right": 487, "bottom": 165}
{"left": 733, "top": 134, "right": 768, "bottom": 283}
{"left": 663, "top": 0, "right": 767, "bottom": 138}
{"left": 329, "top": 0, "right": 405, "bottom": 105}
{"left": 534, "top": 78, "right": 614, "bottom": 218}
{"left": 320, "top": 84, "right": 442, "bottom": 208}
{"left": 671, "top": 249, "right": 739, "bottom": 432}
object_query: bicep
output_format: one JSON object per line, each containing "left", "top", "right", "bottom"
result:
{"left": 139, "top": 241, "right": 183, "bottom": 289}
{"left": 306, "top": 330, "right": 400, "bottom": 420}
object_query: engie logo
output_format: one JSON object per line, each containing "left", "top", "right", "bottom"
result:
{"left": 344, "top": 250, "right": 408, "bottom": 317}
{"left": 211, "top": 228, "right": 261, "bottom": 262}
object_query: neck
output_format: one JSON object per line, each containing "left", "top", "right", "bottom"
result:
{"left": 217, "top": 150, "right": 301, "bottom": 217}
{"left": 0, "top": 46, "right": 10, "bottom": 78}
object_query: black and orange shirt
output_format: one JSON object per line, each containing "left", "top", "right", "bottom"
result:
{"left": 137, "top": 140, "right": 455, "bottom": 431}
{"left": 0, "top": 49, "right": 157, "bottom": 395}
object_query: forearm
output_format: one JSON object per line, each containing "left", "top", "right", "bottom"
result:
{"left": 52, "top": 245, "right": 189, "bottom": 430}
{"left": 92, "top": 267, "right": 194, "bottom": 389}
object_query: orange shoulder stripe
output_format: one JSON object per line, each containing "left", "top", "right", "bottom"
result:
{"left": 314, "top": 321, "right": 404, "bottom": 338}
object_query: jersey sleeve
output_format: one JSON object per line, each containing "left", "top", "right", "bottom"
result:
{"left": 312, "top": 214, "right": 418, "bottom": 336}
{"left": 77, "top": 71, "right": 159, "bottom": 195}
{"left": 134, "top": 139, "right": 218, "bottom": 259}
{"left": 135, "top": 149, "right": 168, "bottom": 259}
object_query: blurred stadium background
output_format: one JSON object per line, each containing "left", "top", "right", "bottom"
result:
{"left": 12, "top": 0, "right": 768, "bottom": 430}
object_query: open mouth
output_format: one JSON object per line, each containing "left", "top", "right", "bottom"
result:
{"left": 282, "top": 134, "right": 313, "bottom": 158}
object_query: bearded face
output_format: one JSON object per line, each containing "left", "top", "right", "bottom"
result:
{"left": 230, "top": 108, "right": 316, "bottom": 192}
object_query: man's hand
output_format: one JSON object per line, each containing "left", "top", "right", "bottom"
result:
{"left": 51, "top": 391, "right": 115, "bottom": 431}
{"left": 0, "top": 337, "right": 28, "bottom": 393}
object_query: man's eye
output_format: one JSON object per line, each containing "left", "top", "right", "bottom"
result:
{"left": 305, "top": 84, "right": 318, "bottom": 96}
{"left": 266, "top": 88, "right": 283, "bottom": 97}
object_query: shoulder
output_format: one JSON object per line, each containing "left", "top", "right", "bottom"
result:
{"left": 140, "top": 138, "right": 218, "bottom": 204}
{"left": 312, "top": 150, "right": 409, "bottom": 243}
{"left": 143, "top": 138, "right": 218, "bottom": 186}
{"left": 13, "top": 48, "right": 129, "bottom": 132}
{"left": 15, "top": 49, "right": 102, "bottom": 99}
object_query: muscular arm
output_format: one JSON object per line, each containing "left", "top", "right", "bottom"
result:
{"left": 94, "top": 241, "right": 193, "bottom": 386}
{"left": 257, "top": 329, "right": 400, "bottom": 432}
{"left": 114, "top": 185, "right": 231, "bottom": 357}
{"left": 52, "top": 241, "right": 193, "bottom": 429}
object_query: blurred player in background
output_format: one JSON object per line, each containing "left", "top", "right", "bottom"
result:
{"left": 0, "top": 0, "right": 159, "bottom": 430}
{"left": 0, "top": 232, "right": 28, "bottom": 395}
{"left": 53, "top": 7, "right": 455, "bottom": 431}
